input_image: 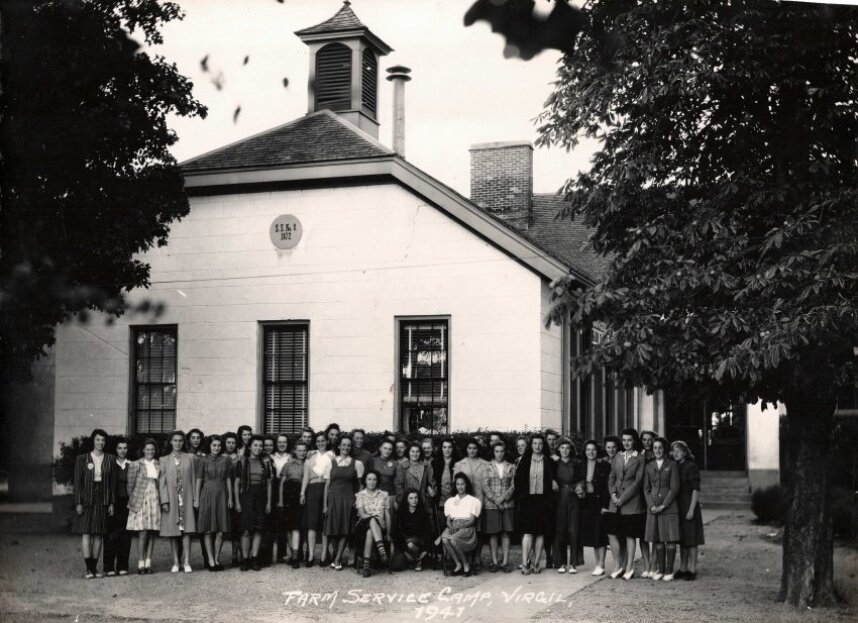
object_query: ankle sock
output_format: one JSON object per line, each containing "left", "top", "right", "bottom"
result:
{"left": 374, "top": 540, "right": 388, "bottom": 560}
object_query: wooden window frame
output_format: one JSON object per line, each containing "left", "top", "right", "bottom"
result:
{"left": 259, "top": 321, "right": 310, "bottom": 435}
{"left": 395, "top": 316, "right": 451, "bottom": 435}
{"left": 128, "top": 325, "right": 178, "bottom": 435}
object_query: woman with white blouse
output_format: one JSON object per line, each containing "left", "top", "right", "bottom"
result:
{"left": 440, "top": 473, "right": 482, "bottom": 577}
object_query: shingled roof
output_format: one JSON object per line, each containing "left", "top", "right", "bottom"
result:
{"left": 295, "top": 1, "right": 366, "bottom": 35}
{"left": 525, "top": 194, "right": 611, "bottom": 281}
{"left": 181, "top": 110, "right": 392, "bottom": 172}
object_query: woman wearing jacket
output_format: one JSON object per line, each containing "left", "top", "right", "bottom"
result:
{"left": 514, "top": 433, "right": 556, "bottom": 575}
{"left": 104, "top": 437, "right": 132, "bottom": 577}
{"left": 578, "top": 440, "right": 611, "bottom": 575}
{"left": 126, "top": 438, "right": 160, "bottom": 574}
{"left": 159, "top": 430, "right": 198, "bottom": 573}
{"left": 643, "top": 437, "right": 681, "bottom": 581}
{"left": 608, "top": 428, "right": 646, "bottom": 580}
{"left": 394, "top": 442, "right": 433, "bottom": 511}
{"left": 481, "top": 441, "right": 515, "bottom": 572}
{"left": 671, "top": 440, "right": 704, "bottom": 581}
{"left": 73, "top": 428, "right": 116, "bottom": 579}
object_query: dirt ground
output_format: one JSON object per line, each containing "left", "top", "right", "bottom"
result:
{"left": 0, "top": 512, "right": 854, "bottom": 623}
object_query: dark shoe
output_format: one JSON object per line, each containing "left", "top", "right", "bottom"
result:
{"left": 488, "top": 563, "right": 498, "bottom": 573}
{"left": 291, "top": 559, "right": 300, "bottom": 569}
{"left": 305, "top": 559, "right": 315, "bottom": 568}
{"left": 674, "top": 570, "right": 686, "bottom": 580}
{"left": 214, "top": 564, "right": 225, "bottom": 572}
{"left": 684, "top": 572, "right": 697, "bottom": 581}
{"left": 240, "top": 559, "right": 250, "bottom": 572}
{"left": 463, "top": 568, "right": 472, "bottom": 578}
{"left": 251, "top": 558, "right": 261, "bottom": 571}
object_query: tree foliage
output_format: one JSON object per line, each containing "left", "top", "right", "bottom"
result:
{"left": 537, "top": 0, "right": 858, "bottom": 408}
{"left": 0, "top": 0, "right": 206, "bottom": 381}
{"left": 533, "top": 0, "right": 858, "bottom": 608}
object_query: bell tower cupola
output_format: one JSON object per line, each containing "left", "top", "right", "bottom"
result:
{"left": 295, "top": 1, "right": 392, "bottom": 138}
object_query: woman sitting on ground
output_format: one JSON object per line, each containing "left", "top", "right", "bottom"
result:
{"left": 395, "top": 488, "right": 434, "bottom": 571}
{"left": 440, "top": 472, "right": 482, "bottom": 577}
{"left": 354, "top": 470, "right": 391, "bottom": 577}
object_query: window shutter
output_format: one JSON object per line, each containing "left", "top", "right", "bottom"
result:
{"left": 361, "top": 48, "right": 377, "bottom": 116}
{"left": 263, "top": 325, "right": 309, "bottom": 434}
{"left": 315, "top": 43, "right": 352, "bottom": 112}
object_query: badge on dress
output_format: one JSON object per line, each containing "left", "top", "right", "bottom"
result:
{"left": 87, "top": 463, "right": 94, "bottom": 470}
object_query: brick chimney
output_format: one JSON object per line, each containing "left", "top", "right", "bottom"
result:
{"left": 469, "top": 141, "right": 533, "bottom": 230}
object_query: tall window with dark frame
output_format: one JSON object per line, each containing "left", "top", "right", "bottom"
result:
{"left": 263, "top": 324, "right": 309, "bottom": 434}
{"left": 400, "top": 319, "right": 448, "bottom": 434}
{"left": 131, "top": 327, "right": 177, "bottom": 434}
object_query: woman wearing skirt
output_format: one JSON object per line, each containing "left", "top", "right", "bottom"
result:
{"left": 195, "top": 435, "right": 232, "bottom": 571}
{"left": 159, "top": 431, "right": 198, "bottom": 573}
{"left": 672, "top": 440, "right": 704, "bottom": 580}
{"left": 578, "top": 440, "right": 611, "bottom": 575}
{"left": 73, "top": 429, "right": 116, "bottom": 579}
{"left": 235, "top": 435, "right": 273, "bottom": 571}
{"left": 643, "top": 437, "right": 681, "bottom": 581}
{"left": 514, "top": 433, "right": 556, "bottom": 575}
{"left": 126, "top": 439, "right": 160, "bottom": 574}
{"left": 324, "top": 435, "right": 364, "bottom": 570}
{"left": 441, "top": 473, "right": 482, "bottom": 577}
{"left": 481, "top": 441, "right": 515, "bottom": 572}
{"left": 608, "top": 428, "right": 646, "bottom": 580}
{"left": 301, "top": 432, "right": 330, "bottom": 567}
{"left": 280, "top": 440, "right": 307, "bottom": 568}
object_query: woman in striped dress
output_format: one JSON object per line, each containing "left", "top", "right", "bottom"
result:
{"left": 126, "top": 438, "right": 161, "bottom": 574}
{"left": 73, "top": 428, "right": 116, "bottom": 579}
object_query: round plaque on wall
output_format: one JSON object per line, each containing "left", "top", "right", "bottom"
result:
{"left": 269, "top": 214, "right": 303, "bottom": 249}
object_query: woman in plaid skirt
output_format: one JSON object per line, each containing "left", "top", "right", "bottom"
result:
{"left": 73, "top": 428, "right": 116, "bottom": 579}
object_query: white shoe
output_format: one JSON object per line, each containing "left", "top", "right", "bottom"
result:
{"left": 610, "top": 568, "right": 624, "bottom": 579}
{"left": 568, "top": 566, "right": 577, "bottom": 574}
{"left": 170, "top": 565, "right": 179, "bottom": 573}
{"left": 623, "top": 569, "right": 635, "bottom": 580}
{"left": 651, "top": 572, "right": 663, "bottom": 581}
{"left": 556, "top": 565, "right": 567, "bottom": 574}
{"left": 183, "top": 564, "right": 192, "bottom": 573}
{"left": 641, "top": 570, "right": 651, "bottom": 578}
{"left": 662, "top": 573, "right": 674, "bottom": 581}
{"left": 592, "top": 566, "right": 605, "bottom": 576}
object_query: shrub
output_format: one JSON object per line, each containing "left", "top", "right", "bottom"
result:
{"left": 751, "top": 484, "right": 789, "bottom": 524}
{"left": 831, "top": 485, "right": 858, "bottom": 541}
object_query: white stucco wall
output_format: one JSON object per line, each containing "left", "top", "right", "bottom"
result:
{"left": 747, "top": 399, "right": 782, "bottom": 488}
{"left": 53, "top": 182, "right": 553, "bottom": 446}
{"left": 539, "top": 283, "right": 563, "bottom": 431}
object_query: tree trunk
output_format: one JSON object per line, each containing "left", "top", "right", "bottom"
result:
{"left": 779, "top": 393, "right": 835, "bottom": 607}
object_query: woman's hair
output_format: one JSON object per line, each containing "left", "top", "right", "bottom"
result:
{"left": 584, "top": 439, "right": 601, "bottom": 454}
{"left": 324, "top": 423, "right": 341, "bottom": 437}
{"left": 208, "top": 434, "right": 223, "bottom": 455}
{"left": 140, "top": 438, "right": 158, "bottom": 459}
{"left": 670, "top": 440, "right": 695, "bottom": 461}
{"left": 652, "top": 436, "right": 669, "bottom": 452}
{"left": 379, "top": 438, "right": 394, "bottom": 450}
{"left": 603, "top": 435, "right": 621, "bottom": 448}
{"left": 336, "top": 434, "right": 352, "bottom": 450}
{"left": 236, "top": 425, "right": 253, "bottom": 442}
{"left": 300, "top": 426, "right": 315, "bottom": 436}
{"left": 452, "top": 472, "right": 474, "bottom": 496}
{"left": 465, "top": 437, "right": 480, "bottom": 451}
{"left": 620, "top": 428, "right": 642, "bottom": 450}
{"left": 404, "top": 486, "right": 422, "bottom": 505}
{"left": 186, "top": 428, "right": 204, "bottom": 442}
{"left": 166, "top": 430, "right": 187, "bottom": 453}
{"left": 362, "top": 468, "right": 380, "bottom": 487}
{"left": 407, "top": 441, "right": 422, "bottom": 457}
{"left": 293, "top": 440, "right": 309, "bottom": 452}
{"left": 556, "top": 437, "right": 576, "bottom": 457}
{"left": 314, "top": 431, "right": 330, "bottom": 451}
{"left": 527, "top": 432, "right": 546, "bottom": 455}
{"left": 640, "top": 430, "right": 657, "bottom": 442}
{"left": 275, "top": 433, "right": 290, "bottom": 449}
{"left": 223, "top": 431, "right": 238, "bottom": 442}
{"left": 89, "top": 428, "right": 109, "bottom": 444}
{"left": 243, "top": 434, "right": 265, "bottom": 457}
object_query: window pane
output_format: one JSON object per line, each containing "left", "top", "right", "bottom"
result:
{"left": 400, "top": 319, "right": 448, "bottom": 434}
{"left": 132, "top": 327, "right": 177, "bottom": 434}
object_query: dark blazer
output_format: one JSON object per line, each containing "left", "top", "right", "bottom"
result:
{"left": 430, "top": 456, "right": 456, "bottom": 505}
{"left": 643, "top": 459, "right": 680, "bottom": 514}
{"left": 608, "top": 452, "right": 645, "bottom": 515}
{"left": 74, "top": 452, "right": 117, "bottom": 507}
{"left": 582, "top": 459, "right": 611, "bottom": 509}
{"left": 513, "top": 453, "right": 555, "bottom": 500}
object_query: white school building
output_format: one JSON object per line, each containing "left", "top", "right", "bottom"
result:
{"left": 6, "top": 3, "right": 782, "bottom": 502}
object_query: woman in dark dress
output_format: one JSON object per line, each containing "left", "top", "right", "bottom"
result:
{"left": 644, "top": 437, "right": 681, "bottom": 581}
{"left": 324, "top": 435, "right": 365, "bottom": 570}
{"left": 554, "top": 437, "right": 584, "bottom": 574}
{"left": 578, "top": 440, "right": 611, "bottom": 575}
{"left": 396, "top": 488, "right": 434, "bottom": 571}
{"left": 279, "top": 440, "right": 307, "bottom": 568}
{"left": 514, "top": 433, "right": 556, "bottom": 575}
{"left": 195, "top": 435, "right": 233, "bottom": 571}
{"left": 104, "top": 437, "right": 131, "bottom": 577}
{"left": 301, "top": 432, "right": 330, "bottom": 567}
{"left": 671, "top": 440, "right": 704, "bottom": 580}
{"left": 235, "top": 435, "right": 273, "bottom": 571}
{"left": 73, "top": 428, "right": 116, "bottom": 579}
{"left": 639, "top": 429, "right": 657, "bottom": 577}
{"left": 372, "top": 440, "right": 399, "bottom": 498}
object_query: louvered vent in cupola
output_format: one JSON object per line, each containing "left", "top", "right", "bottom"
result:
{"left": 361, "top": 48, "right": 377, "bottom": 117}
{"left": 315, "top": 43, "right": 352, "bottom": 112}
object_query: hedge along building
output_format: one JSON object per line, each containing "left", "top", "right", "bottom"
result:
{"left": 43, "top": 2, "right": 776, "bottom": 495}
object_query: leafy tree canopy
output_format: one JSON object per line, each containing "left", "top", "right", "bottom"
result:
{"left": 1, "top": 0, "right": 206, "bottom": 381}
{"left": 537, "top": 0, "right": 858, "bottom": 409}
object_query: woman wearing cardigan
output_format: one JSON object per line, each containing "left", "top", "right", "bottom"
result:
{"left": 643, "top": 437, "right": 681, "bottom": 580}
{"left": 159, "top": 430, "right": 198, "bottom": 573}
{"left": 73, "top": 428, "right": 116, "bottom": 579}
{"left": 608, "top": 428, "right": 646, "bottom": 580}
{"left": 514, "top": 433, "right": 556, "bottom": 575}
{"left": 126, "top": 438, "right": 160, "bottom": 574}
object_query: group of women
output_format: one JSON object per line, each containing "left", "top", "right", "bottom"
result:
{"left": 72, "top": 424, "right": 703, "bottom": 581}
